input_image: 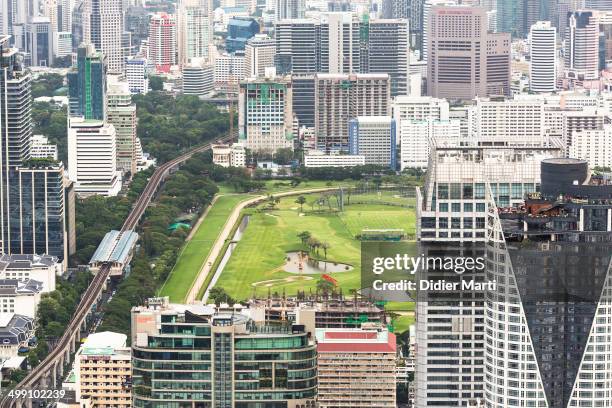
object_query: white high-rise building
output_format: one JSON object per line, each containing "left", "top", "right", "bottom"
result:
{"left": 68, "top": 117, "right": 122, "bottom": 197}
{"left": 126, "top": 57, "right": 149, "bottom": 95}
{"left": 275, "top": 0, "right": 305, "bottom": 20}
{"left": 107, "top": 77, "right": 137, "bottom": 176}
{"left": 392, "top": 95, "right": 450, "bottom": 124}
{"left": 245, "top": 34, "right": 275, "bottom": 78}
{"left": 83, "top": 0, "right": 125, "bottom": 73}
{"left": 177, "top": 0, "right": 213, "bottom": 65}
{"left": 476, "top": 97, "right": 547, "bottom": 145}
{"left": 399, "top": 119, "right": 460, "bottom": 170}
{"left": 569, "top": 124, "right": 612, "bottom": 169}
{"left": 565, "top": 10, "right": 600, "bottom": 82}
{"left": 53, "top": 31, "right": 72, "bottom": 58}
{"left": 529, "top": 21, "right": 557, "bottom": 93}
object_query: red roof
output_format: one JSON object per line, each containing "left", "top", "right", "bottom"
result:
{"left": 325, "top": 331, "right": 377, "bottom": 340}
{"left": 318, "top": 332, "right": 397, "bottom": 353}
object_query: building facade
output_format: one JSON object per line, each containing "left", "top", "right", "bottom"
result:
{"left": 315, "top": 73, "right": 390, "bottom": 151}
{"left": 348, "top": 116, "right": 397, "bottom": 168}
{"left": 83, "top": 0, "right": 125, "bottom": 73}
{"left": 177, "top": 0, "right": 213, "bottom": 65}
{"left": 245, "top": 34, "right": 275, "bottom": 78}
{"left": 107, "top": 77, "right": 137, "bottom": 176}
{"left": 239, "top": 76, "right": 294, "bottom": 152}
{"left": 148, "top": 13, "right": 177, "bottom": 73}
{"left": 529, "top": 21, "right": 557, "bottom": 93}
{"left": 131, "top": 298, "right": 317, "bottom": 407}
{"left": 68, "top": 44, "right": 107, "bottom": 121}
{"left": 126, "top": 57, "right": 149, "bottom": 95}
{"left": 427, "top": 5, "right": 511, "bottom": 100}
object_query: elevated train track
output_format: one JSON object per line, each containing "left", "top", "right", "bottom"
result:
{"left": 1, "top": 132, "right": 235, "bottom": 408}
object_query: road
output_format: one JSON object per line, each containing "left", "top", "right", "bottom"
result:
{"left": 0, "top": 133, "right": 234, "bottom": 407}
{"left": 185, "top": 187, "right": 339, "bottom": 304}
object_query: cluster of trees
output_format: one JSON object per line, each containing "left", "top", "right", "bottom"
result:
{"left": 32, "top": 102, "right": 68, "bottom": 163}
{"left": 31, "top": 74, "right": 65, "bottom": 98}
{"left": 133, "top": 93, "right": 230, "bottom": 163}
{"left": 29, "top": 270, "right": 92, "bottom": 367}
{"left": 97, "top": 161, "right": 220, "bottom": 336}
{"left": 297, "top": 231, "right": 331, "bottom": 259}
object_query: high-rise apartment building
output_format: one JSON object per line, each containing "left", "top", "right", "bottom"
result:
{"left": 107, "top": 76, "right": 137, "bottom": 176}
{"left": 177, "top": 0, "right": 213, "bottom": 65}
{"left": 565, "top": 10, "right": 600, "bottom": 83}
{"left": 399, "top": 119, "right": 460, "bottom": 170}
{"left": 239, "top": 75, "right": 294, "bottom": 152}
{"left": 529, "top": 21, "right": 557, "bottom": 93}
{"left": 245, "top": 34, "right": 275, "bottom": 77}
{"left": 74, "top": 331, "right": 131, "bottom": 407}
{"left": 148, "top": 13, "right": 177, "bottom": 73}
{"left": 83, "top": 0, "right": 125, "bottom": 73}
{"left": 131, "top": 297, "right": 317, "bottom": 407}
{"left": 366, "top": 19, "right": 410, "bottom": 97}
{"left": 67, "top": 117, "right": 122, "bottom": 197}
{"left": 348, "top": 116, "right": 397, "bottom": 168}
{"left": 476, "top": 97, "right": 547, "bottom": 144}
{"left": 562, "top": 107, "right": 610, "bottom": 154}
{"left": 126, "top": 56, "right": 149, "bottom": 95}
{"left": 427, "top": 5, "right": 511, "bottom": 100}
{"left": 316, "top": 327, "right": 397, "bottom": 408}
{"left": 315, "top": 73, "right": 390, "bottom": 151}
{"left": 421, "top": 0, "right": 456, "bottom": 62}
{"left": 485, "top": 159, "right": 612, "bottom": 408}
{"left": 414, "top": 139, "right": 565, "bottom": 408}
{"left": 275, "top": 0, "right": 305, "bottom": 20}
{"left": 68, "top": 44, "right": 107, "bottom": 121}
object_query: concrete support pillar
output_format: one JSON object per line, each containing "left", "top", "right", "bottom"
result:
{"left": 51, "top": 362, "right": 57, "bottom": 388}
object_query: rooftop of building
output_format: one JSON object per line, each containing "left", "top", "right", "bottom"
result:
{"left": 0, "top": 254, "right": 60, "bottom": 271}
{"left": 80, "top": 331, "right": 128, "bottom": 356}
{"left": 89, "top": 230, "right": 138, "bottom": 265}
{"left": 0, "top": 313, "right": 34, "bottom": 345}
{"left": 0, "top": 279, "right": 43, "bottom": 295}
{"left": 315, "top": 327, "right": 396, "bottom": 353}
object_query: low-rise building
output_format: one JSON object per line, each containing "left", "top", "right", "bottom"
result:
{"left": 569, "top": 125, "right": 612, "bottom": 169}
{"left": 212, "top": 143, "right": 246, "bottom": 167}
{"left": 304, "top": 151, "right": 366, "bottom": 168}
{"left": 0, "top": 279, "right": 43, "bottom": 318}
{"left": 29, "top": 135, "right": 58, "bottom": 160}
{"left": 0, "top": 254, "right": 61, "bottom": 293}
{"left": 74, "top": 332, "right": 131, "bottom": 407}
{"left": 316, "top": 327, "right": 397, "bottom": 407}
{"left": 0, "top": 314, "right": 34, "bottom": 360}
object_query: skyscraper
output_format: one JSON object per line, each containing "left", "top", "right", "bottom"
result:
{"left": 529, "top": 21, "right": 557, "bottom": 93}
{"left": 245, "top": 34, "right": 276, "bottom": 77}
{"left": 177, "top": 0, "right": 213, "bottom": 65}
{"left": 367, "top": 19, "right": 410, "bottom": 97}
{"left": 274, "top": 19, "right": 320, "bottom": 74}
{"left": 319, "top": 12, "right": 361, "bottom": 74}
{"left": 67, "top": 117, "right": 122, "bottom": 197}
{"left": 275, "top": 0, "right": 305, "bottom": 20}
{"left": 315, "top": 73, "right": 390, "bottom": 151}
{"left": 67, "top": 43, "right": 107, "bottom": 121}
{"left": 25, "top": 17, "right": 54, "bottom": 67}
{"left": 148, "top": 12, "right": 177, "bottom": 73}
{"left": 427, "top": 5, "right": 511, "bottom": 100}
{"left": 485, "top": 159, "right": 612, "bottom": 408}
{"left": 83, "top": 0, "right": 125, "bottom": 73}
{"left": 239, "top": 75, "right": 294, "bottom": 152}
{"left": 565, "top": 10, "right": 600, "bottom": 83}
{"left": 107, "top": 76, "right": 137, "bottom": 176}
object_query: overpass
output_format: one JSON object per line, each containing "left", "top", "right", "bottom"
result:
{"left": 1, "top": 132, "right": 235, "bottom": 408}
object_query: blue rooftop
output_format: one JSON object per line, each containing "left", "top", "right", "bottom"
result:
{"left": 89, "top": 230, "right": 139, "bottom": 265}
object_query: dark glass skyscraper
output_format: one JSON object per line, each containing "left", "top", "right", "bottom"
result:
{"left": 68, "top": 43, "right": 107, "bottom": 121}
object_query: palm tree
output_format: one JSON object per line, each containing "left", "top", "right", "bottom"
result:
{"left": 297, "top": 231, "right": 311, "bottom": 245}
{"left": 295, "top": 195, "right": 306, "bottom": 213}
{"left": 321, "top": 242, "right": 330, "bottom": 259}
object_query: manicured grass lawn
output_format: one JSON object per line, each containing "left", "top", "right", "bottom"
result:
{"left": 218, "top": 179, "right": 357, "bottom": 194}
{"left": 214, "top": 193, "right": 417, "bottom": 300}
{"left": 385, "top": 301, "right": 416, "bottom": 312}
{"left": 159, "top": 194, "right": 254, "bottom": 302}
{"left": 391, "top": 314, "right": 415, "bottom": 335}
